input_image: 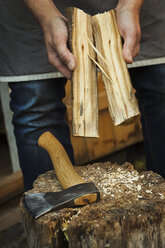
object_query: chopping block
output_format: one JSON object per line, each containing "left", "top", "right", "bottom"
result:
{"left": 20, "top": 162, "right": 165, "bottom": 248}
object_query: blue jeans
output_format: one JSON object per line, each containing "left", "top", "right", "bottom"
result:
{"left": 129, "top": 64, "right": 165, "bottom": 178}
{"left": 9, "top": 78, "right": 74, "bottom": 190}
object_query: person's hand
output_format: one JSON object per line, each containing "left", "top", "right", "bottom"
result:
{"left": 115, "top": 0, "right": 143, "bottom": 64}
{"left": 23, "top": 0, "right": 76, "bottom": 79}
{"left": 42, "top": 15, "right": 76, "bottom": 79}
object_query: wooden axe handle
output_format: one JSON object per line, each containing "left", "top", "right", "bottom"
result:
{"left": 38, "top": 131, "right": 98, "bottom": 206}
{"left": 38, "top": 131, "right": 85, "bottom": 189}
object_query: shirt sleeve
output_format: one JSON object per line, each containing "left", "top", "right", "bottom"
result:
{"left": 54, "top": 0, "right": 119, "bottom": 16}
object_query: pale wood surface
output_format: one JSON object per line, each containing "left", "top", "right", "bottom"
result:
{"left": 67, "top": 8, "right": 98, "bottom": 137}
{"left": 92, "top": 10, "right": 140, "bottom": 126}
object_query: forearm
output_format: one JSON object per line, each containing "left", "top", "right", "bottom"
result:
{"left": 23, "top": 0, "right": 61, "bottom": 26}
{"left": 116, "top": 0, "right": 144, "bottom": 13}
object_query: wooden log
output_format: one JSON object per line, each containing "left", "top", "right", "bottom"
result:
{"left": 20, "top": 163, "right": 165, "bottom": 248}
{"left": 66, "top": 8, "right": 98, "bottom": 137}
{"left": 91, "top": 10, "right": 140, "bottom": 126}
{"left": 0, "top": 171, "right": 24, "bottom": 204}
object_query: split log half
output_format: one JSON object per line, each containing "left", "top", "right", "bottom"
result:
{"left": 21, "top": 163, "right": 165, "bottom": 248}
{"left": 92, "top": 10, "right": 140, "bottom": 126}
{"left": 67, "top": 8, "right": 98, "bottom": 137}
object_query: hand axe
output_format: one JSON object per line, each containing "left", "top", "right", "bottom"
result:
{"left": 23, "top": 131, "right": 100, "bottom": 218}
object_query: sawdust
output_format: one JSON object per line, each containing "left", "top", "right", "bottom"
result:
{"left": 32, "top": 162, "right": 165, "bottom": 205}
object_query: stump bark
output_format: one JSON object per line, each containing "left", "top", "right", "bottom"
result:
{"left": 20, "top": 162, "right": 165, "bottom": 248}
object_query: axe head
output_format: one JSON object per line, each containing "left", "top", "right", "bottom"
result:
{"left": 22, "top": 183, "right": 100, "bottom": 218}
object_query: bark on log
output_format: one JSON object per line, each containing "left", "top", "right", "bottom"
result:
{"left": 92, "top": 10, "right": 140, "bottom": 126}
{"left": 21, "top": 162, "right": 165, "bottom": 248}
{"left": 67, "top": 8, "right": 98, "bottom": 137}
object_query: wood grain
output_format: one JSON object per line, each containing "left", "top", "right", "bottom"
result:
{"left": 92, "top": 10, "right": 140, "bottom": 126}
{"left": 67, "top": 8, "right": 98, "bottom": 137}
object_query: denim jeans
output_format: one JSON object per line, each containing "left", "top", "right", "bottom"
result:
{"left": 129, "top": 64, "right": 165, "bottom": 178}
{"left": 9, "top": 78, "right": 74, "bottom": 190}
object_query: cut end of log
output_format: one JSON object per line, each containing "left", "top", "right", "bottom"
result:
{"left": 116, "top": 114, "right": 140, "bottom": 126}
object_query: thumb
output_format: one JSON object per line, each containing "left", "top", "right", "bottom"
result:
{"left": 55, "top": 42, "right": 76, "bottom": 71}
{"left": 122, "top": 35, "right": 136, "bottom": 64}
{"left": 122, "top": 26, "right": 141, "bottom": 64}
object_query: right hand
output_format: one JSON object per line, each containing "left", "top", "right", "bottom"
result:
{"left": 42, "top": 15, "right": 76, "bottom": 79}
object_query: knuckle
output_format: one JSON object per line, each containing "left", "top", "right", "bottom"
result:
{"left": 58, "top": 50, "right": 70, "bottom": 65}
{"left": 61, "top": 55, "right": 70, "bottom": 65}
{"left": 48, "top": 53, "right": 58, "bottom": 66}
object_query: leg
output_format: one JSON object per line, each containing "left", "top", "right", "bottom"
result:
{"left": 9, "top": 78, "right": 74, "bottom": 190}
{"left": 129, "top": 64, "right": 165, "bottom": 178}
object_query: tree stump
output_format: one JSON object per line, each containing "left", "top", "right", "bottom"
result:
{"left": 20, "top": 162, "right": 165, "bottom": 248}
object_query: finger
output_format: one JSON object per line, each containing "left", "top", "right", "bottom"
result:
{"left": 54, "top": 41, "right": 76, "bottom": 71}
{"left": 48, "top": 52, "right": 72, "bottom": 79}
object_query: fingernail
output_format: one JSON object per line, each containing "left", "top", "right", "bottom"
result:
{"left": 68, "top": 61, "right": 74, "bottom": 70}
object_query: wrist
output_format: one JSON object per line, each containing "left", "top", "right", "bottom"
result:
{"left": 23, "top": 0, "right": 60, "bottom": 26}
{"left": 116, "top": 0, "right": 144, "bottom": 13}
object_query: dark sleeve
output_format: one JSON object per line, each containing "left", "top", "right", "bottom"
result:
{"left": 54, "top": 0, "right": 119, "bottom": 16}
